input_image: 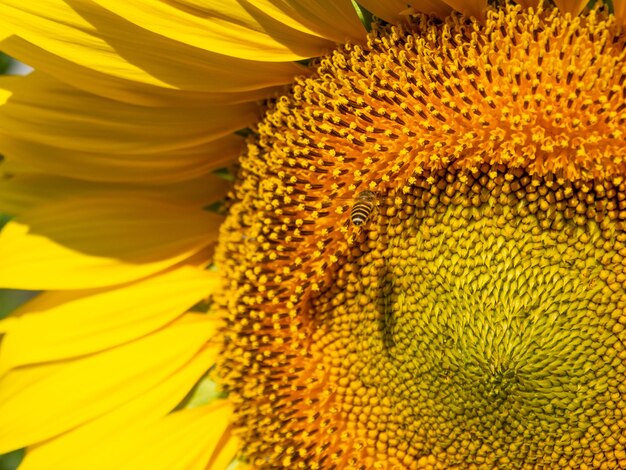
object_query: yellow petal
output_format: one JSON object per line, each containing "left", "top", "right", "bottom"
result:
{"left": 0, "top": 134, "right": 244, "bottom": 184}
{"left": 3, "top": 35, "right": 295, "bottom": 106}
{"left": 514, "top": 0, "right": 542, "bottom": 9}
{"left": 0, "top": 0, "right": 175, "bottom": 89}
{"left": 615, "top": 0, "right": 626, "bottom": 27}
{"left": 0, "top": 314, "right": 218, "bottom": 453}
{"left": 0, "top": 82, "right": 11, "bottom": 104}
{"left": 552, "top": 0, "right": 588, "bottom": 16}
{"left": 16, "top": 345, "right": 220, "bottom": 469}
{"left": 439, "top": 0, "right": 487, "bottom": 19}
{"left": 206, "top": 427, "right": 241, "bottom": 470}
{"left": 248, "top": 0, "right": 365, "bottom": 43}
{"left": 231, "top": 462, "right": 253, "bottom": 470}
{"left": 113, "top": 404, "right": 235, "bottom": 470}
{"left": 0, "top": 72, "right": 258, "bottom": 156}
{"left": 5, "top": 38, "right": 293, "bottom": 107}
{"left": 0, "top": 0, "right": 306, "bottom": 101}
{"left": 0, "top": 173, "right": 231, "bottom": 215}
{"left": 22, "top": 399, "right": 235, "bottom": 470}
{"left": 91, "top": 0, "right": 338, "bottom": 61}
{"left": 359, "top": 0, "right": 451, "bottom": 21}
{"left": 0, "top": 266, "right": 219, "bottom": 373}
{"left": 0, "top": 196, "right": 220, "bottom": 289}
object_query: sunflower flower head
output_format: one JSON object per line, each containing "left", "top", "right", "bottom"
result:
{"left": 1, "top": 0, "right": 626, "bottom": 469}
{"left": 217, "top": 2, "right": 626, "bottom": 468}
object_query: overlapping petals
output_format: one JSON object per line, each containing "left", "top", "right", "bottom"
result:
{"left": 0, "top": 73, "right": 256, "bottom": 151}
{"left": 0, "top": 173, "right": 231, "bottom": 214}
{"left": 362, "top": 0, "right": 451, "bottom": 20}
{"left": 85, "top": 403, "right": 237, "bottom": 470}
{"left": 0, "top": 314, "right": 219, "bottom": 452}
{"left": 18, "top": 368, "right": 233, "bottom": 470}
{"left": 440, "top": 0, "right": 487, "bottom": 18}
{"left": 358, "top": 0, "right": 488, "bottom": 20}
{"left": 246, "top": 0, "right": 368, "bottom": 42}
{"left": 0, "top": 73, "right": 253, "bottom": 182}
{"left": 0, "top": 135, "right": 245, "bottom": 183}
{"left": 0, "top": 266, "right": 219, "bottom": 372}
{"left": 91, "top": 0, "right": 365, "bottom": 61}
{"left": 0, "top": 0, "right": 314, "bottom": 106}
{"left": 0, "top": 194, "right": 220, "bottom": 289}
{"left": 552, "top": 0, "right": 590, "bottom": 15}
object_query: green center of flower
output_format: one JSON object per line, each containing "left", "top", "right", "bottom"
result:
{"left": 216, "top": 4, "right": 626, "bottom": 468}
{"left": 312, "top": 166, "right": 626, "bottom": 467}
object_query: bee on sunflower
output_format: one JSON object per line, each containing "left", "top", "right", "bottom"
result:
{"left": 1, "top": 0, "right": 626, "bottom": 468}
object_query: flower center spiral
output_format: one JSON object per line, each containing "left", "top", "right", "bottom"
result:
{"left": 216, "top": 4, "right": 626, "bottom": 468}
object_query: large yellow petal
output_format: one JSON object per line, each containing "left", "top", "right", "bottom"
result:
{"left": 0, "top": 85, "right": 10, "bottom": 104}
{"left": 439, "top": 0, "right": 487, "bottom": 19}
{"left": 2, "top": 34, "right": 294, "bottom": 106}
{"left": 0, "top": 134, "right": 244, "bottom": 183}
{"left": 0, "top": 73, "right": 258, "bottom": 155}
{"left": 552, "top": 0, "right": 588, "bottom": 16}
{"left": 244, "top": 0, "right": 365, "bottom": 43}
{"left": 0, "top": 0, "right": 180, "bottom": 89}
{"left": 91, "top": 0, "right": 339, "bottom": 61}
{"left": 0, "top": 173, "right": 231, "bottom": 215}
{"left": 0, "top": 196, "right": 220, "bottom": 289}
{"left": 615, "top": 0, "right": 626, "bottom": 27}
{"left": 0, "top": 0, "right": 307, "bottom": 99}
{"left": 0, "top": 314, "right": 218, "bottom": 453}
{"left": 16, "top": 344, "right": 219, "bottom": 469}
{"left": 358, "top": 0, "right": 452, "bottom": 21}
{"left": 0, "top": 266, "right": 219, "bottom": 373}
{"left": 104, "top": 404, "right": 234, "bottom": 470}
{"left": 1, "top": 0, "right": 336, "bottom": 71}
{"left": 207, "top": 427, "right": 242, "bottom": 470}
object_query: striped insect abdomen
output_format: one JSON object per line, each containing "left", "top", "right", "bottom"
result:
{"left": 350, "top": 190, "right": 377, "bottom": 226}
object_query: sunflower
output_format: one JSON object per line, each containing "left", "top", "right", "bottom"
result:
{"left": 1, "top": 0, "right": 626, "bottom": 468}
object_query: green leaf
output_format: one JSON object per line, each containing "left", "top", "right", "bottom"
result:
{"left": 0, "top": 449, "right": 24, "bottom": 470}
{"left": 174, "top": 373, "right": 227, "bottom": 411}
{"left": 351, "top": 1, "right": 375, "bottom": 32}
{"left": 0, "top": 289, "right": 39, "bottom": 319}
{"left": 0, "top": 53, "right": 11, "bottom": 75}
